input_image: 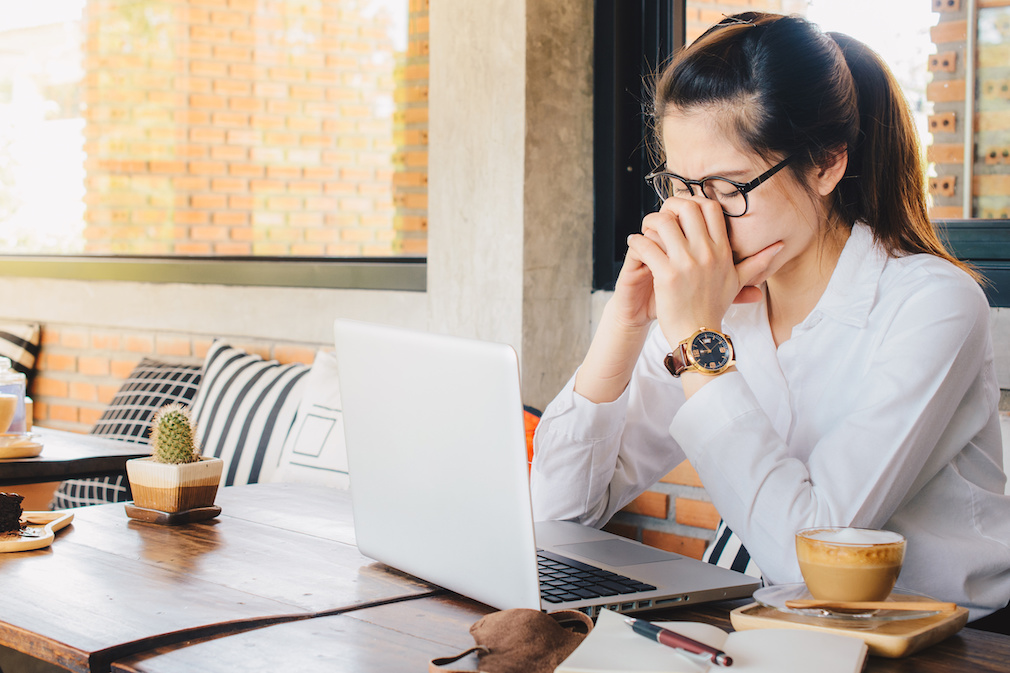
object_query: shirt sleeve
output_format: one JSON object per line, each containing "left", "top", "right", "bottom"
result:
{"left": 672, "top": 275, "right": 997, "bottom": 585}
{"left": 530, "top": 326, "right": 690, "bottom": 527}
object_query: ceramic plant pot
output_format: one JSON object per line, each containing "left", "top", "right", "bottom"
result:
{"left": 126, "top": 456, "right": 224, "bottom": 513}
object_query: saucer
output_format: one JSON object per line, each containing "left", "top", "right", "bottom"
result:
{"left": 0, "top": 433, "right": 41, "bottom": 459}
{"left": 754, "top": 583, "right": 944, "bottom": 622}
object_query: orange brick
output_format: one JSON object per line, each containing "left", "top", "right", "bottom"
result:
{"left": 43, "top": 353, "right": 76, "bottom": 373}
{"left": 125, "top": 335, "right": 155, "bottom": 354}
{"left": 32, "top": 400, "right": 48, "bottom": 421}
{"left": 621, "top": 491, "right": 669, "bottom": 519}
{"left": 70, "top": 381, "right": 99, "bottom": 402}
{"left": 78, "top": 357, "right": 111, "bottom": 377}
{"left": 60, "top": 329, "right": 88, "bottom": 349}
{"left": 927, "top": 143, "right": 963, "bottom": 164}
{"left": 272, "top": 345, "right": 317, "bottom": 365}
{"left": 641, "top": 530, "right": 708, "bottom": 560}
{"left": 90, "top": 332, "right": 122, "bottom": 351}
{"left": 174, "top": 211, "right": 210, "bottom": 225}
{"left": 193, "top": 339, "right": 216, "bottom": 360}
{"left": 189, "top": 161, "right": 227, "bottom": 175}
{"left": 213, "top": 211, "right": 249, "bottom": 226}
{"left": 191, "top": 225, "right": 230, "bottom": 240}
{"left": 79, "top": 406, "right": 104, "bottom": 428}
{"left": 191, "top": 194, "right": 228, "bottom": 209}
{"left": 156, "top": 337, "right": 192, "bottom": 357}
{"left": 931, "top": 19, "right": 967, "bottom": 44}
{"left": 98, "top": 384, "right": 123, "bottom": 405}
{"left": 674, "top": 498, "right": 720, "bottom": 530}
{"left": 33, "top": 376, "right": 69, "bottom": 398}
{"left": 48, "top": 404, "right": 80, "bottom": 423}
{"left": 927, "top": 79, "right": 966, "bottom": 103}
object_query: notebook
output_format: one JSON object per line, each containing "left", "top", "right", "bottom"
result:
{"left": 557, "top": 608, "right": 868, "bottom": 673}
{"left": 333, "top": 319, "right": 760, "bottom": 617}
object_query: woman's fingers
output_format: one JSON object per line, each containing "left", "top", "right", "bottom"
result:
{"left": 735, "top": 241, "right": 785, "bottom": 288}
{"left": 660, "top": 194, "right": 729, "bottom": 248}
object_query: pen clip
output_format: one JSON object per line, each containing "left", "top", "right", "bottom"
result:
{"left": 671, "top": 646, "right": 715, "bottom": 667}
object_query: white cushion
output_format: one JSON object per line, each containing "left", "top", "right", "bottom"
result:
{"left": 275, "top": 350, "right": 348, "bottom": 488}
{"left": 191, "top": 341, "right": 309, "bottom": 486}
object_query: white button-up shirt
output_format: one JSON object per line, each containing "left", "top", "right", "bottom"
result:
{"left": 531, "top": 223, "right": 1010, "bottom": 618}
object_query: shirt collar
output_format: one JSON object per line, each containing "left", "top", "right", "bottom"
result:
{"left": 812, "top": 222, "right": 886, "bottom": 328}
{"left": 724, "top": 222, "right": 886, "bottom": 333}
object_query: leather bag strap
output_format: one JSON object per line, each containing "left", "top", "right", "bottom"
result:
{"left": 428, "top": 645, "right": 490, "bottom": 673}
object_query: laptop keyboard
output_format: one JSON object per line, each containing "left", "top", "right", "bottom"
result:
{"left": 537, "top": 550, "right": 657, "bottom": 604}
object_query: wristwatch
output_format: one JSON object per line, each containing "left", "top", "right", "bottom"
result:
{"left": 664, "top": 328, "right": 735, "bottom": 378}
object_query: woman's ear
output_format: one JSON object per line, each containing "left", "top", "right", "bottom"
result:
{"left": 814, "top": 148, "right": 848, "bottom": 196}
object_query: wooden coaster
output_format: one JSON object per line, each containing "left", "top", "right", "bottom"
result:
{"left": 125, "top": 504, "right": 222, "bottom": 525}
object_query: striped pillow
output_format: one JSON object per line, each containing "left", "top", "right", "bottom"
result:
{"left": 0, "top": 322, "right": 41, "bottom": 386}
{"left": 703, "top": 519, "right": 765, "bottom": 581}
{"left": 191, "top": 341, "right": 309, "bottom": 486}
{"left": 52, "top": 359, "right": 203, "bottom": 509}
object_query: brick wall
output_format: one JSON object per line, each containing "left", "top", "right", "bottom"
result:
{"left": 927, "top": 0, "right": 1010, "bottom": 218}
{"left": 31, "top": 324, "right": 322, "bottom": 434}
{"left": 81, "top": 0, "right": 428, "bottom": 257}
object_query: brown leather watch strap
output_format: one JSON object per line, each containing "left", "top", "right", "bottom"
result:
{"left": 664, "top": 344, "right": 689, "bottom": 377}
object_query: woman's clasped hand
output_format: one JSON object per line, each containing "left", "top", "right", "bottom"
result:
{"left": 623, "top": 196, "right": 783, "bottom": 353}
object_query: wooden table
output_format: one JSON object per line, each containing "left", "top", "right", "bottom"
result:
{"left": 0, "top": 427, "right": 148, "bottom": 487}
{"left": 0, "top": 483, "right": 437, "bottom": 673}
{"left": 111, "top": 596, "right": 1010, "bottom": 673}
{"left": 2, "top": 481, "right": 1008, "bottom": 673}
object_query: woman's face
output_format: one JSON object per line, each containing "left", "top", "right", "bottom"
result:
{"left": 660, "top": 109, "right": 829, "bottom": 281}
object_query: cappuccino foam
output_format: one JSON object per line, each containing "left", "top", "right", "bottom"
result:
{"left": 805, "top": 528, "right": 904, "bottom": 546}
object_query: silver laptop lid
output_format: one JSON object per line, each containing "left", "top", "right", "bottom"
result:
{"left": 333, "top": 319, "right": 541, "bottom": 610}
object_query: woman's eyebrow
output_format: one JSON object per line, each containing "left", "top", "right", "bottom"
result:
{"left": 670, "top": 167, "right": 753, "bottom": 180}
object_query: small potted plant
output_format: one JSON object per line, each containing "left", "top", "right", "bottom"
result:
{"left": 125, "top": 403, "right": 223, "bottom": 515}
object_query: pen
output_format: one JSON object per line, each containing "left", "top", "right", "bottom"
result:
{"left": 624, "top": 617, "right": 733, "bottom": 667}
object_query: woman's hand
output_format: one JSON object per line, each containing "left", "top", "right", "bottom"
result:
{"left": 627, "top": 196, "right": 783, "bottom": 350}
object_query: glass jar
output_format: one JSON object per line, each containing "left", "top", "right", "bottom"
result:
{"left": 0, "top": 357, "right": 27, "bottom": 433}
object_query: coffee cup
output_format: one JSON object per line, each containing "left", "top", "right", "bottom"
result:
{"left": 795, "top": 527, "right": 906, "bottom": 602}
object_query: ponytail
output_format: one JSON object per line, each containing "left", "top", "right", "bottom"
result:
{"left": 828, "top": 32, "right": 977, "bottom": 279}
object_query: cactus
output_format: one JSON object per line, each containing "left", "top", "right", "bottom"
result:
{"left": 150, "top": 403, "right": 200, "bottom": 464}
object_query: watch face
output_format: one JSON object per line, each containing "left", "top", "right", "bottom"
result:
{"left": 690, "top": 331, "right": 732, "bottom": 372}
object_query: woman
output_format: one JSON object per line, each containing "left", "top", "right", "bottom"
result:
{"left": 530, "top": 12, "right": 1010, "bottom": 631}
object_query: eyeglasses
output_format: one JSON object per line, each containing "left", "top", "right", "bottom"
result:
{"left": 644, "top": 155, "right": 794, "bottom": 217}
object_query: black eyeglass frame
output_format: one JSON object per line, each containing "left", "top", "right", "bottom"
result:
{"left": 644, "top": 154, "right": 794, "bottom": 217}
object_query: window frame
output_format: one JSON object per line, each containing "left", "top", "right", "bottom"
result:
{"left": 592, "top": 0, "right": 685, "bottom": 291}
{"left": 0, "top": 256, "right": 426, "bottom": 291}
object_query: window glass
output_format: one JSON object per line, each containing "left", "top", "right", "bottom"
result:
{"left": 0, "top": 0, "right": 427, "bottom": 257}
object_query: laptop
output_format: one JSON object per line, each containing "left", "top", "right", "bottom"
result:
{"left": 333, "top": 319, "right": 759, "bottom": 617}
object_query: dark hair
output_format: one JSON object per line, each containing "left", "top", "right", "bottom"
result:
{"left": 653, "top": 12, "right": 975, "bottom": 278}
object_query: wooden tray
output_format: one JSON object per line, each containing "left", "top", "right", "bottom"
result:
{"left": 0, "top": 511, "right": 74, "bottom": 552}
{"left": 730, "top": 602, "right": 969, "bottom": 658}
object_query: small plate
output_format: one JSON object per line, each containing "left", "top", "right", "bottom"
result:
{"left": 0, "top": 434, "right": 41, "bottom": 459}
{"left": 0, "top": 511, "right": 74, "bottom": 552}
{"left": 754, "top": 583, "right": 943, "bottom": 622}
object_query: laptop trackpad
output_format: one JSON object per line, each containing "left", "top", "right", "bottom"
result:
{"left": 555, "top": 539, "right": 681, "bottom": 567}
